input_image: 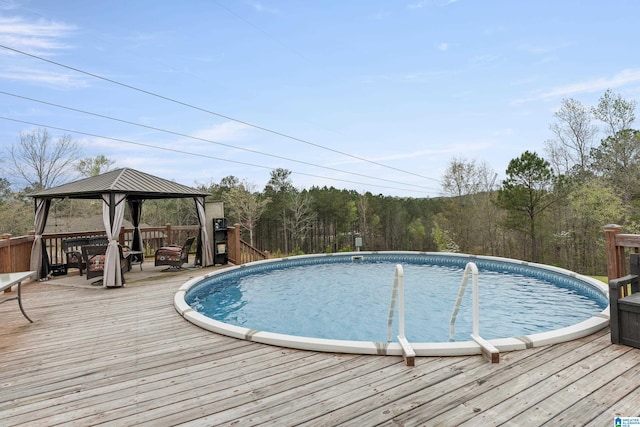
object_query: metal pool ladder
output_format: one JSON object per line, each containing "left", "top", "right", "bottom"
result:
{"left": 387, "top": 264, "right": 416, "bottom": 366}
{"left": 449, "top": 262, "right": 500, "bottom": 363}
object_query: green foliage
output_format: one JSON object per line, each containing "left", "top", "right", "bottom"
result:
{"left": 497, "top": 151, "right": 555, "bottom": 261}
{"left": 592, "top": 88, "right": 636, "bottom": 136}
{"left": 75, "top": 155, "right": 115, "bottom": 177}
{"left": 568, "top": 179, "right": 627, "bottom": 224}
{"left": 590, "top": 129, "right": 640, "bottom": 207}
{"left": 0, "top": 177, "right": 12, "bottom": 205}
{"left": 559, "top": 178, "right": 628, "bottom": 274}
{"left": 431, "top": 220, "right": 459, "bottom": 253}
{"left": 289, "top": 247, "right": 305, "bottom": 256}
{"left": 0, "top": 199, "right": 33, "bottom": 236}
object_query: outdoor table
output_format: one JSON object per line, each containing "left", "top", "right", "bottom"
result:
{"left": 0, "top": 271, "right": 35, "bottom": 323}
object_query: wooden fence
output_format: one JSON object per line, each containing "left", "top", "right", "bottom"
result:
{"left": 0, "top": 224, "right": 266, "bottom": 274}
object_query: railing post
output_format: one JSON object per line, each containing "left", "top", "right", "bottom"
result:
{"left": 166, "top": 224, "right": 172, "bottom": 245}
{"left": 233, "top": 224, "right": 241, "bottom": 264}
{"left": 0, "top": 234, "right": 11, "bottom": 276}
{"left": 604, "top": 224, "right": 624, "bottom": 282}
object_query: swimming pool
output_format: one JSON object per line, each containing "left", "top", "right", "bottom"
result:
{"left": 174, "top": 252, "right": 610, "bottom": 357}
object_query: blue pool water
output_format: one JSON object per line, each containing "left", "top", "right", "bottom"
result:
{"left": 185, "top": 253, "right": 608, "bottom": 343}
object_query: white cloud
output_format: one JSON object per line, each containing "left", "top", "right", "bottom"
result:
{"left": 0, "top": 68, "right": 88, "bottom": 87}
{"left": 512, "top": 69, "right": 640, "bottom": 104}
{"left": 408, "top": 0, "right": 457, "bottom": 8}
{"left": 493, "top": 128, "right": 513, "bottom": 136}
{"left": 362, "top": 70, "right": 450, "bottom": 84}
{"left": 407, "top": 1, "right": 428, "bottom": 9}
{"left": 436, "top": 42, "right": 448, "bottom": 51}
{"left": 472, "top": 54, "right": 501, "bottom": 65}
{"left": 245, "top": 1, "right": 279, "bottom": 14}
{"left": 190, "top": 121, "right": 252, "bottom": 142}
{"left": 0, "top": 15, "right": 82, "bottom": 88}
{"left": 0, "top": 16, "right": 75, "bottom": 55}
{"left": 518, "top": 42, "right": 571, "bottom": 55}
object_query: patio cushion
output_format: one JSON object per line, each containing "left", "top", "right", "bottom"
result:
{"left": 156, "top": 246, "right": 183, "bottom": 262}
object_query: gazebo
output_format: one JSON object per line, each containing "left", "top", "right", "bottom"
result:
{"left": 28, "top": 168, "right": 214, "bottom": 287}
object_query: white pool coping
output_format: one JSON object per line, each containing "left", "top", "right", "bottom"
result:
{"left": 174, "top": 252, "right": 610, "bottom": 357}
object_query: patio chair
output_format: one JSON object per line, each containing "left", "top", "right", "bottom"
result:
{"left": 154, "top": 236, "right": 195, "bottom": 271}
{"left": 63, "top": 236, "right": 108, "bottom": 276}
{"left": 82, "top": 244, "right": 128, "bottom": 284}
{"left": 63, "top": 238, "right": 86, "bottom": 276}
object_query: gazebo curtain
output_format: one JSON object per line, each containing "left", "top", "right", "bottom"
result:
{"left": 30, "top": 198, "right": 51, "bottom": 280}
{"left": 102, "top": 192, "right": 127, "bottom": 287}
{"left": 128, "top": 199, "right": 144, "bottom": 263}
{"left": 195, "top": 196, "right": 213, "bottom": 267}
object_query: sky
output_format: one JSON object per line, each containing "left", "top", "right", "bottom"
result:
{"left": 1, "top": 0, "right": 640, "bottom": 198}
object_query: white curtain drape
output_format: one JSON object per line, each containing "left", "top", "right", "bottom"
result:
{"left": 30, "top": 198, "right": 51, "bottom": 280}
{"left": 195, "top": 196, "right": 213, "bottom": 266}
{"left": 102, "top": 193, "right": 127, "bottom": 287}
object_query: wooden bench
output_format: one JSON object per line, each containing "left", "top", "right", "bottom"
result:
{"left": 0, "top": 271, "right": 35, "bottom": 323}
{"left": 609, "top": 253, "right": 640, "bottom": 348}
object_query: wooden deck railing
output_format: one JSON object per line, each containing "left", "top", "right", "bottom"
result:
{"left": 0, "top": 223, "right": 267, "bottom": 274}
{"left": 0, "top": 234, "right": 33, "bottom": 274}
{"left": 227, "top": 225, "right": 268, "bottom": 265}
{"left": 604, "top": 224, "right": 640, "bottom": 282}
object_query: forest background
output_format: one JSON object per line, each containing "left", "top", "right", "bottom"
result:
{"left": 1, "top": 90, "right": 638, "bottom": 277}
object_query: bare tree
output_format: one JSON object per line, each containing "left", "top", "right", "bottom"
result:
{"left": 223, "top": 181, "right": 270, "bottom": 247}
{"left": 440, "top": 157, "right": 498, "bottom": 253}
{"left": 287, "top": 190, "right": 317, "bottom": 251}
{"left": 5, "top": 128, "right": 81, "bottom": 190}
{"left": 441, "top": 157, "right": 493, "bottom": 197}
{"left": 545, "top": 98, "right": 598, "bottom": 176}
{"left": 356, "top": 193, "right": 378, "bottom": 250}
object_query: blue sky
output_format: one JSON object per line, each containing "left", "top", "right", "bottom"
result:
{"left": 1, "top": 0, "right": 640, "bottom": 197}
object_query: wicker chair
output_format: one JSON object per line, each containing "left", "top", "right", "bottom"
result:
{"left": 154, "top": 236, "right": 195, "bottom": 270}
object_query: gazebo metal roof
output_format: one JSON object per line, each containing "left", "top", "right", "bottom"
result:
{"left": 28, "top": 168, "right": 208, "bottom": 200}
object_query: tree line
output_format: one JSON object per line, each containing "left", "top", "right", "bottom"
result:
{"left": 1, "top": 89, "right": 637, "bottom": 276}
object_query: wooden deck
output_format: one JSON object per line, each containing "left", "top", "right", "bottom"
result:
{"left": 1, "top": 263, "right": 640, "bottom": 426}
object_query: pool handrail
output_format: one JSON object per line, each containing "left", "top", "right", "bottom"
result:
{"left": 387, "top": 264, "right": 416, "bottom": 366}
{"left": 449, "top": 261, "right": 500, "bottom": 362}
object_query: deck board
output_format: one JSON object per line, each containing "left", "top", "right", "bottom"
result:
{"left": 1, "top": 264, "right": 639, "bottom": 426}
